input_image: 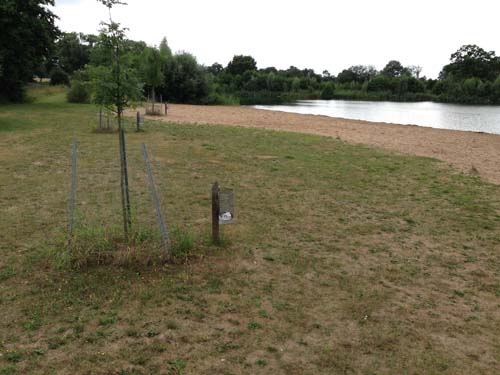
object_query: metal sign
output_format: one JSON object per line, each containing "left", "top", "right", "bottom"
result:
{"left": 218, "top": 188, "right": 235, "bottom": 224}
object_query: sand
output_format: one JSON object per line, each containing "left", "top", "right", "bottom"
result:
{"left": 137, "top": 104, "right": 500, "bottom": 185}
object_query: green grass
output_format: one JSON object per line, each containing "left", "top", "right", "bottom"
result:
{"left": 0, "top": 88, "right": 499, "bottom": 374}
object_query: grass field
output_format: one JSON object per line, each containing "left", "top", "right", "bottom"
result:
{"left": 0, "top": 86, "right": 499, "bottom": 374}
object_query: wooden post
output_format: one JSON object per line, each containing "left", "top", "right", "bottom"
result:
{"left": 152, "top": 87, "right": 155, "bottom": 113}
{"left": 212, "top": 182, "right": 220, "bottom": 245}
{"left": 136, "top": 111, "right": 140, "bottom": 132}
{"left": 165, "top": 103, "right": 168, "bottom": 116}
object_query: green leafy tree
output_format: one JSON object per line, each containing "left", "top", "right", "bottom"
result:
{"left": 320, "top": 82, "right": 335, "bottom": 99}
{"left": 90, "top": 15, "right": 142, "bottom": 127}
{"left": 92, "top": 0, "right": 143, "bottom": 240}
{"left": 208, "top": 63, "right": 223, "bottom": 76}
{"left": 159, "top": 37, "right": 172, "bottom": 58}
{"left": 55, "top": 32, "right": 93, "bottom": 74}
{"left": 226, "top": 55, "right": 257, "bottom": 76}
{"left": 0, "top": 0, "right": 59, "bottom": 101}
{"left": 442, "top": 44, "right": 500, "bottom": 81}
{"left": 140, "top": 47, "right": 164, "bottom": 104}
{"left": 336, "top": 66, "right": 376, "bottom": 84}
{"left": 337, "top": 68, "right": 359, "bottom": 84}
{"left": 49, "top": 66, "right": 69, "bottom": 85}
{"left": 382, "top": 60, "right": 405, "bottom": 77}
{"left": 161, "top": 52, "right": 210, "bottom": 103}
{"left": 291, "top": 77, "right": 300, "bottom": 92}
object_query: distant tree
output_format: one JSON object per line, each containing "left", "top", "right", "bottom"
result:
{"left": 56, "top": 32, "right": 92, "bottom": 74}
{"left": 33, "top": 59, "right": 49, "bottom": 81}
{"left": 162, "top": 52, "right": 210, "bottom": 103}
{"left": 266, "top": 72, "right": 286, "bottom": 92}
{"left": 322, "top": 70, "right": 335, "bottom": 82}
{"left": 320, "top": 82, "right": 335, "bottom": 99}
{"left": 441, "top": 44, "right": 500, "bottom": 81}
{"left": 337, "top": 68, "right": 359, "bottom": 84}
{"left": 140, "top": 47, "right": 164, "bottom": 103}
{"left": 382, "top": 60, "right": 405, "bottom": 77}
{"left": 351, "top": 65, "right": 377, "bottom": 81}
{"left": 284, "top": 66, "right": 302, "bottom": 78}
{"left": 337, "top": 65, "right": 377, "bottom": 84}
{"left": 226, "top": 55, "right": 257, "bottom": 76}
{"left": 0, "top": 0, "right": 59, "bottom": 101}
{"left": 159, "top": 37, "right": 172, "bottom": 58}
{"left": 492, "top": 75, "right": 500, "bottom": 102}
{"left": 408, "top": 65, "right": 422, "bottom": 79}
{"left": 49, "top": 66, "right": 70, "bottom": 85}
{"left": 260, "top": 67, "right": 278, "bottom": 74}
{"left": 367, "top": 75, "right": 393, "bottom": 92}
{"left": 208, "top": 62, "right": 223, "bottom": 76}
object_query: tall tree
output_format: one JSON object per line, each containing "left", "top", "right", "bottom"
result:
{"left": 161, "top": 52, "right": 210, "bottom": 103}
{"left": 92, "top": 0, "right": 142, "bottom": 239}
{"left": 382, "top": 60, "right": 405, "bottom": 77}
{"left": 226, "top": 55, "right": 257, "bottom": 76}
{"left": 442, "top": 44, "right": 500, "bottom": 81}
{"left": 55, "top": 32, "right": 93, "bottom": 74}
{"left": 0, "top": 0, "right": 59, "bottom": 101}
{"left": 159, "top": 37, "right": 172, "bottom": 58}
{"left": 140, "top": 47, "right": 164, "bottom": 105}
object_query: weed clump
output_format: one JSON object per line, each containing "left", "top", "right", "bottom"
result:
{"left": 65, "top": 224, "right": 167, "bottom": 269}
{"left": 170, "top": 225, "right": 195, "bottom": 261}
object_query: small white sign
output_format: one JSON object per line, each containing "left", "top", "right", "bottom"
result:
{"left": 219, "top": 189, "right": 235, "bottom": 225}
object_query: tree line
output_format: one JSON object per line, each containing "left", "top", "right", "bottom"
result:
{"left": 2, "top": 0, "right": 500, "bottom": 106}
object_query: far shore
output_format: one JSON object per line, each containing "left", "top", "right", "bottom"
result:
{"left": 132, "top": 104, "right": 500, "bottom": 185}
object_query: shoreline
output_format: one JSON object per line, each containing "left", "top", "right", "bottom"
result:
{"left": 251, "top": 105, "right": 499, "bottom": 136}
{"left": 135, "top": 104, "right": 500, "bottom": 185}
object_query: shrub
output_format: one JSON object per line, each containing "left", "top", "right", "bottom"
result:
{"left": 49, "top": 67, "right": 69, "bottom": 86}
{"left": 67, "top": 80, "right": 91, "bottom": 103}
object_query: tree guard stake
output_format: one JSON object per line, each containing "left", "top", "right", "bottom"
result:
{"left": 69, "top": 140, "right": 78, "bottom": 235}
{"left": 142, "top": 143, "right": 171, "bottom": 259}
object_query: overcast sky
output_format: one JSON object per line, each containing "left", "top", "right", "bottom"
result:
{"left": 52, "top": 0, "right": 500, "bottom": 79}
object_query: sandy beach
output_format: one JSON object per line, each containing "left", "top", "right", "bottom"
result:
{"left": 138, "top": 104, "right": 500, "bottom": 184}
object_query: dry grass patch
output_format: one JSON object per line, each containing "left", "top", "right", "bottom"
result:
{"left": 0, "top": 89, "right": 499, "bottom": 374}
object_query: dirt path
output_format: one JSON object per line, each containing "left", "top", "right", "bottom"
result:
{"left": 136, "top": 104, "right": 500, "bottom": 184}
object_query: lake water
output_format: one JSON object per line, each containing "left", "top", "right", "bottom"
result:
{"left": 253, "top": 100, "right": 500, "bottom": 134}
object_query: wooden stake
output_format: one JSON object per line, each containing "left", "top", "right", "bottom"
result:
{"left": 212, "top": 182, "right": 220, "bottom": 245}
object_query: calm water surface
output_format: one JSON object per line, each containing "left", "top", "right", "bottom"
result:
{"left": 254, "top": 100, "right": 500, "bottom": 134}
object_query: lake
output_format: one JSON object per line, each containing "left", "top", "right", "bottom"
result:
{"left": 253, "top": 100, "right": 500, "bottom": 134}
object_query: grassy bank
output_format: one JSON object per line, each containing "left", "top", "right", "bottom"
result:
{"left": 0, "top": 89, "right": 499, "bottom": 374}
